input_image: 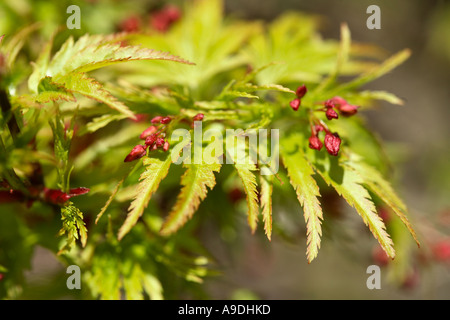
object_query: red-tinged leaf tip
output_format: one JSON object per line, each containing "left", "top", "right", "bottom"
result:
{"left": 308, "top": 135, "right": 323, "bottom": 151}
{"left": 124, "top": 145, "right": 147, "bottom": 162}
{"left": 290, "top": 98, "right": 301, "bottom": 111}
{"left": 140, "top": 126, "right": 157, "bottom": 139}
{"left": 324, "top": 132, "right": 341, "bottom": 156}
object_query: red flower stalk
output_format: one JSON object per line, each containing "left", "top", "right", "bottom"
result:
{"left": 290, "top": 98, "right": 301, "bottom": 111}
{"left": 324, "top": 132, "right": 341, "bottom": 156}
{"left": 314, "top": 124, "right": 325, "bottom": 133}
{"left": 309, "top": 135, "right": 323, "bottom": 151}
{"left": 139, "top": 126, "right": 157, "bottom": 139}
{"left": 44, "top": 187, "right": 90, "bottom": 205}
{"left": 124, "top": 144, "right": 147, "bottom": 162}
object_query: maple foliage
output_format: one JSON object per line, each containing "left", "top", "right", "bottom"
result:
{"left": 0, "top": 0, "right": 423, "bottom": 299}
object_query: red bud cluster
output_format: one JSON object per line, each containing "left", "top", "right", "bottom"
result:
{"left": 308, "top": 123, "right": 342, "bottom": 156}
{"left": 124, "top": 115, "right": 174, "bottom": 162}
{"left": 289, "top": 85, "right": 307, "bottom": 111}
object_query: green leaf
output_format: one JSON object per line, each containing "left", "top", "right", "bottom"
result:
{"left": 160, "top": 163, "right": 221, "bottom": 235}
{"left": 95, "top": 175, "right": 128, "bottom": 224}
{"left": 346, "top": 158, "right": 420, "bottom": 247}
{"left": 1, "top": 24, "right": 39, "bottom": 69}
{"left": 118, "top": 155, "right": 172, "bottom": 240}
{"left": 29, "top": 34, "right": 194, "bottom": 92}
{"left": 281, "top": 138, "right": 323, "bottom": 263}
{"left": 314, "top": 23, "right": 351, "bottom": 93}
{"left": 260, "top": 173, "right": 273, "bottom": 241}
{"left": 336, "top": 49, "right": 411, "bottom": 91}
{"left": 309, "top": 152, "right": 395, "bottom": 259}
{"left": 49, "top": 112, "right": 73, "bottom": 192}
{"left": 58, "top": 202, "right": 88, "bottom": 255}
{"left": 234, "top": 163, "right": 259, "bottom": 233}
{"left": 351, "top": 90, "right": 404, "bottom": 106}
{"left": 35, "top": 76, "right": 76, "bottom": 103}
{"left": 52, "top": 72, "right": 135, "bottom": 119}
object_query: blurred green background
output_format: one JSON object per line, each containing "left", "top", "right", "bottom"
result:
{"left": 1, "top": 0, "right": 449, "bottom": 299}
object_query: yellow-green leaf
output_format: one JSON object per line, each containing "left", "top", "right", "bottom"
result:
{"left": 234, "top": 163, "right": 259, "bottom": 233}
{"left": 311, "top": 154, "right": 395, "bottom": 259}
{"left": 160, "top": 163, "right": 221, "bottom": 235}
{"left": 118, "top": 155, "right": 172, "bottom": 240}
{"left": 281, "top": 139, "right": 323, "bottom": 263}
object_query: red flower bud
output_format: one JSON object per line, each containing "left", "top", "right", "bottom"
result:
{"left": 119, "top": 16, "right": 141, "bottom": 33}
{"left": 324, "top": 133, "right": 341, "bottom": 156}
{"left": 139, "top": 126, "right": 157, "bottom": 139}
{"left": 155, "top": 137, "right": 165, "bottom": 148}
{"left": 150, "top": 5, "right": 181, "bottom": 32}
{"left": 324, "top": 99, "right": 335, "bottom": 109}
{"left": 290, "top": 98, "right": 301, "bottom": 111}
{"left": 145, "top": 133, "right": 158, "bottom": 146}
{"left": 124, "top": 145, "right": 147, "bottom": 162}
{"left": 68, "top": 187, "right": 90, "bottom": 197}
{"left": 330, "top": 96, "right": 347, "bottom": 106}
{"left": 43, "top": 187, "right": 90, "bottom": 204}
{"left": 314, "top": 124, "right": 325, "bottom": 133}
{"left": 432, "top": 240, "right": 450, "bottom": 262}
{"left": 325, "top": 107, "right": 339, "bottom": 120}
{"left": 160, "top": 116, "right": 172, "bottom": 124}
{"left": 338, "top": 103, "right": 359, "bottom": 116}
{"left": 193, "top": 113, "right": 204, "bottom": 121}
{"left": 372, "top": 246, "right": 390, "bottom": 266}
{"left": 151, "top": 116, "right": 163, "bottom": 123}
{"left": 330, "top": 96, "right": 358, "bottom": 116}
{"left": 163, "top": 141, "right": 170, "bottom": 152}
{"left": 308, "top": 135, "right": 323, "bottom": 151}
{"left": 295, "top": 85, "right": 307, "bottom": 98}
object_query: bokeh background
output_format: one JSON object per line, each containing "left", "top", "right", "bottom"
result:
{"left": 1, "top": 0, "right": 449, "bottom": 299}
